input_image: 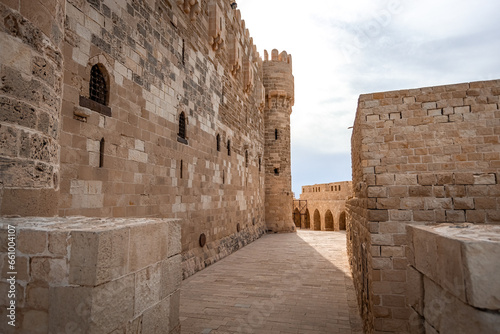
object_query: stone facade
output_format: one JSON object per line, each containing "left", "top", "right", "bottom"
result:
{"left": 407, "top": 223, "right": 500, "bottom": 334}
{"left": 347, "top": 79, "right": 500, "bottom": 333}
{"left": 0, "top": 217, "right": 181, "bottom": 334}
{"left": 295, "top": 181, "right": 352, "bottom": 231}
{"left": 0, "top": 0, "right": 295, "bottom": 280}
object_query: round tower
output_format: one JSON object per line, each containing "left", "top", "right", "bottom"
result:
{"left": 263, "top": 49, "right": 295, "bottom": 232}
{"left": 0, "top": 1, "right": 65, "bottom": 216}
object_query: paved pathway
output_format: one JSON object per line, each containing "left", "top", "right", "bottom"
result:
{"left": 180, "top": 230, "right": 363, "bottom": 334}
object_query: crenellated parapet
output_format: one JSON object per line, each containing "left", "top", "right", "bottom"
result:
{"left": 263, "top": 49, "right": 294, "bottom": 110}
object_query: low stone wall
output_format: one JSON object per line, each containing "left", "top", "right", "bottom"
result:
{"left": 407, "top": 223, "right": 500, "bottom": 334}
{"left": 0, "top": 217, "right": 181, "bottom": 334}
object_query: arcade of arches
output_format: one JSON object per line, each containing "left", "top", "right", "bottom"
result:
{"left": 293, "top": 181, "right": 351, "bottom": 231}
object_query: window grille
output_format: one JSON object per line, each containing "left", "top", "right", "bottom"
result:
{"left": 90, "top": 65, "right": 107, "bottom": 105}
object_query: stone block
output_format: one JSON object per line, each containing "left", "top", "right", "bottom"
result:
{"left": 462, "top": 238, "right": 500, "bottom": 310}
{"left": 18, "top": 229, "right": 47, "bottom": 255}
{"left": 129, "top": 222, "right": 165, "bottom": 272}
{"left": 50, "top": 275, "right": 135, "bottom": 334}
{"left": 474, "top": 173, "right": 496, "bottom": 185}
{"left": 160, "top": 254, "right": 182, "bottom": 299}
{"left": 168, "top": 221, "right": 182, "bottom": 257}
{"left": 141, "top": 296, "right": 171, "bottom": 334}
{"left": 22, "top": 309, "right": 48, "bottom": 333}
{"left": 134, "top": 262, "right": 161, "bottom": 316}
{"left": 70, "top": 227, "right": 129, "bottom": 286}
{"left": 423, "top": 276, "right": 500, "bottom": 334}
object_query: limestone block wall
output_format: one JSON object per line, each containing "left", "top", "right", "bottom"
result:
{"left": 298, "top": 181, "right": 352, "bottom": 230}
{"left": 0, "top": 0, "right": 65, "bottom": 216}
{"left": 263, "top": 50, "right": 295, "bottom": 233}
{"left": 0, "top": 217, "right": 182, "bottom": 334}
{"left": 347, "top": 79, "right": 500, "bottom": 333}
{"left": 48, "top": 0, "right": 292, "bottom": 277}
{"left": 407, "top": 223, "right": 500, "bottom": 334}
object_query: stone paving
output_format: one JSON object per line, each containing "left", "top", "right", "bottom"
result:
{"left": 180, "top": 230, "right": 363, "bottom": 334}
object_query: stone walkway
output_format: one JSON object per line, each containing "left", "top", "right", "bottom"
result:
{"left": 180, "top": 230, "right": 363, "bottom": 334}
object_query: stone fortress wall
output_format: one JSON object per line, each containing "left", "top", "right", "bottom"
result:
{"left": 295, "top": 181, "right": 352, "bottom": 231}
{"left": 347, "top": 79, "right": 500, "bottom": 333}
{"left": 0, "top": 0, "right": 295, "bottom": 279}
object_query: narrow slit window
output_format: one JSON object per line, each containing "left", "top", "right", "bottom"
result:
{"left": 245, "top": 150, "right": 248, "bottom": 167}
{"left": 258, "top": 157, "right": 261, "bottom": 172}
{"left": 227, "top": 140, "right": 231, "bottom": 156}
{"left": 222, "top": 170, "right": 225, "bottom": 184}
{"left": 182, "top": 39, "right": 185, "bottom": 65}
{"left": 178, "top": 111, "right": 186, "bottom": 142}
{"left": 99, "top": 138, "right": 105, "bottom": 168}
{"left": 216, "top": 134, "right": 221, "bottom": 151}
{"left": 275, "top": 129, "right": 278, "bottom": 140}
{"left": 90, "top": 64, "right": 108, "bottom": 106}
{"left": 180, "top": 160, "right": 183, "bottom": 179}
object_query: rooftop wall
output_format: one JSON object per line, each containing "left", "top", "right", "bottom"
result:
{"left": 347, "top": 79, "right": 500, "bottom": 333}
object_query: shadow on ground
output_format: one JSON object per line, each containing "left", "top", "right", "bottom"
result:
{"left": 180, "top": 230, "right": 363, "bottom": 334}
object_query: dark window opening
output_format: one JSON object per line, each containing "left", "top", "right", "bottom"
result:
{"left": 180, "top": 159, "right": 183, "bottom": 179}
{"left": 216, "top": 134, "right": 221, "bottom": 151}
{"left": 182, "top": 39, "right": 185, "bottom": 65}
{"left": 275, "top": 129, "right": 278, "bottom": 140}
{"left": 177, "top": 112, "right": 187, "bottom": 144}
{"left": 245, "top": 150, "right": 248, "bottom": 167}
{"left": 222, "top": 170, "right": 225, "bottom": 184}
{"left": 90, "top": 64, "right": 108, "bottom": 106}
{"left": 339, "top": 185, "right": 341, "bottom": 191}
{"left": 274, "top": 168, "right": 279, "bottom": 176}
{"left": 258, "top": 157, "right": 261, "bottom": 172}
{"left": 227, "top": 140, "right": 231, "bottom": 156}
{"left": 99, "top": 138, "right": 105, "bottom": 168}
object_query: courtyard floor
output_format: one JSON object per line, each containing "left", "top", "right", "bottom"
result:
{"left": 180, "top": 230, "right": 363, "bottom": 334}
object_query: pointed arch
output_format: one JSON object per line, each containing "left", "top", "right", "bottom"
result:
{"left": 339, "top": 211, "right": 346, "bottom": 230}
{"left": 313, "top": 209, "right": 321, "bottom": 230}
{"left": 293, "top": 208, "right": 301, "bottom": 228}
{"left": 325, "top": 210, "right": 334, "bottom": 231}
{"left": 304, "top": 209, "right": 311, "bottom": 229}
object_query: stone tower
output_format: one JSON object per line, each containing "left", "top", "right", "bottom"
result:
{"left": 263, "top": 49, "right": 295, "bottom": 232}
{"left": 0, "top": 1, "right": 66, "bottom": 216}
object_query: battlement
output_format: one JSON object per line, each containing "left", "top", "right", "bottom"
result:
{"left": 264, "top": 49, "right": 293, "bottom": 67}
{"left": 263, "top": 49, "right": 294, "bottom": 106}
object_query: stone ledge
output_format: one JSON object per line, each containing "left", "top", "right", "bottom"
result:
{"left": 407, "top": 223, "right": 500, "bottom": 311}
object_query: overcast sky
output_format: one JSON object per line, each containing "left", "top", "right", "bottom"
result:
{"left": 237, "top": 0, "right": 500, "bottom": 196}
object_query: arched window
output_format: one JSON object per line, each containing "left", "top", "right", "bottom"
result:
{"left": 90, "top": 64, "right": 108, "bottom": 106}
{"left": 177, "top": 112, "right": 187, "bottom": 144}
{"left": 227, "top": 140, "right": 231, "bottom": 156}
{"left": 216, "top": 134, "right": 221, "bottom": 151}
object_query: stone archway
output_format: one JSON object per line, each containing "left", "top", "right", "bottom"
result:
{"left": 325, "top": 210, "right": 334, "bottom": 231}
{"left": 293, "top": 208, "right": 301, "bottom": 228}
{"left": 313, "top": 209, "right": 321, "bottom": 230}
{"left": 339, "top": 211, "right": 346, "bottom": 230}
{"left": 304, "top": 209, "right": 311, "bottom": 229}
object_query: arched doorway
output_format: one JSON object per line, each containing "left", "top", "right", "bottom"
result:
{"left": 339, "top": 211, "right": 346, "bottom": 230}
{"left": 325, "top": 210, "right": 334, "bottom": 231}
{"left": 293, "top": 208, "right": 301, "bottom": 228}
{"left": 304, "top": 209, "right": 311, "bottom": 229}
{"left": 313, "top": 209, "right": 321, "bottom": 230}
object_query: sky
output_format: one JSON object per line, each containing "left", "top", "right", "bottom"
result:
{"left": 237, "top": 0, "right": 500, "bottom": 196}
